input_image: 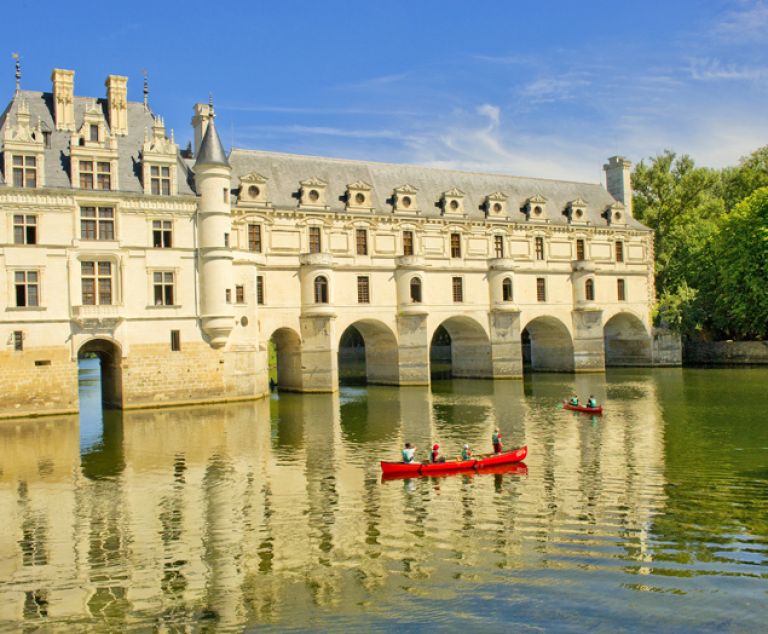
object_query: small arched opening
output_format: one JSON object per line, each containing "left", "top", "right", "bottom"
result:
{"left": 604, "top": 313, "right": 652, "bottom": 366}
{"left": 430, "top": 316, "right": 492, "bottom": 379}
{"left": 78, "top": 338, "right": 123, "bottom": 410}
{"left": 522, "top": 316, "right": 574, "bottom": 373}
{"left": 338, "top": 320, "right": 399, "bottom": 386}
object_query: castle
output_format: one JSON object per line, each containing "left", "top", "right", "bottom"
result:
{"left": 0, "top": 67, "right": 673, "bottom": 419}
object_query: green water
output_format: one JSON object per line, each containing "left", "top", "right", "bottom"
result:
{"left": 0, "top": 365, "right": 766, "bottom": 632}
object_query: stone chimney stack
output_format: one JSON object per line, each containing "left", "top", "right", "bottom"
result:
{"left": 105, "top": 74, "right": 128, "bottom": 136}
{"left": 603, "top": 156, "right": 633, "bottom": 217}
{"left": 51, "top": 68, "right": 75, "bottom": 131}
{"left": 191, "top": 103, "right": 212, "bottom": 157}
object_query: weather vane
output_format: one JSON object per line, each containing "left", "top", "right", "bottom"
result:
{"left": 12, "top": 52, "right": 21, "bottom": 92}
{"left": 208, "top": 92, "right": 215, "bottom": 118}
{"left": 142, "top": 68, "right": 149, "bottom": 111}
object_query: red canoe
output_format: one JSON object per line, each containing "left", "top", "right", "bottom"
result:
{"left": 382, "top": 461, "right": 528, "bottom": 481}
{"left": 563, "top": 401, "right": 603, "bottom": 414}
{"left": 380, "top": 446, "right": 528, "bottom": 476}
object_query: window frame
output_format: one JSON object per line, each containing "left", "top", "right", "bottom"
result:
{"left": 617, "top": 278, "right": 626, "bottom": 301}
{"left": 535, "top": 237, "right": 545, "bottom": 261}
{"left": 502, "top": 277, "right": 513, "bottom": 302}
{"left": 536, "top": 277, "right": 546, "bottom": 302}
{"left": 576, "top": 239, "right": 585, "bottom": 261}
{"left": 450, "top": 233, "right": 462, "bottom": 258}
{"left": 152, "top": 271, "right": 175, "bottom": 306}
{"left": 314, "top": 275, "right": 329, "bottom": 304}
{"left": 403, "top": 230, "right": 414, "bottom": 256}
{"left": 356, "top": 228, "right": 368, "bottom": 256}
{"left": 12, "top": 154, "right": 37, "bottom": 188}
{"left": 308, "top": 226, "right": 322, "bottom": 254}
{"left": 235, "top": 284, "right": 245, "bottom": 304}
{"left": 585, "top": 278, "right": 595, "bottom": 301}
{"left": 494, "top": 235, "right": 504, "bottom": 258}
{"left": 170, "top": 330, "right": 181, "bottom": 352}
{"left": 80, "top": 206, "right": 115, "bottom": 241}
{"left": 81, "top": 260, "right": 113, "bottom": 306}
{"left": 256, "top": 275, "right": 265, "bottom": 305}
{"left": 150, "top": 165, "right": 171, "bottom": 196}
{"left": 357, "top": 276, "right": 370, "bottom": 304}
{"left": 615, "top": 241, "right": 624, "bottom": 262}
{"left": 248, "top": 224, "right": 263, "bottom": 253}
{"left": 410, "top": 276, "right": 422, "bottom": 303}
{"left": 452, "top": 276, "right": 464, "bottom": 303}
{"left": 13, "top": 214, "right": 37, "bottom": 245}
{"left": 14, "top": 270, "right": 39, "bottom": 307}
{"left": 152, "top": 220, "right": 173, "bottom": 248}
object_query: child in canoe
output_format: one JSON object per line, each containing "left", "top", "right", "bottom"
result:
{"left": 402, "top": 443, "right": 417, "bottom": 463}
{"left": 492, "top": 428, "right": 503, "bottom": 454}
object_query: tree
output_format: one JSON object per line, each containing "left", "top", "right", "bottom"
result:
{"left": 721, "top": 145, "right": 768, "bottom": 212}
{"left": 706, "top": 187, "right": 768, "bottom": 340}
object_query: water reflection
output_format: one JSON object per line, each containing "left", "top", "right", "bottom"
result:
{"left": 0, "top": 369, "right": 766, "bottom": 630}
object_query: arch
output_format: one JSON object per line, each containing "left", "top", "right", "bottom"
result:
{"left": 338, "top": 319, "right": 399, "bottom": 385}
{"left": 313, "top": 275, "right": 328, "bottom": 303}
{"left": 430, "top": 315, "right": 492, "bottom": 379}
{"left": 604, "top": 312, "right": 652, "bottom": 366}
{"left": 78, "top": 338, "right": 123, "bottom": 409}
{"left": 270, "top": 327, "right": 303, "bottom": 392}
{"left": 521, "top": 315, "right": 574, "bottom": 373}
{"left": 502, "top": 277, "right": 513, "bottom": 302}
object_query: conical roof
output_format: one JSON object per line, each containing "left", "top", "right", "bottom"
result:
{"left": 194, "top": 117, "right": 229, "bottom": 168}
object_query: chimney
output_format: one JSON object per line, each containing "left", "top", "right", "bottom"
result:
{"left": 191, "top": 103, "right": 212, "bottom": 157}
{"left": 603, "top": 156, "right": 633, "bottom": 217}
{"left": 51, "top": 68, "right": 75, "bottom": 131}
{"left": 105, "top": 74, "right": 128, "bottom": 136}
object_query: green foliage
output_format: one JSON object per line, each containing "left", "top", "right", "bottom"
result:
{"left": 634, "top": 147, "right": 768, "bottom": 340}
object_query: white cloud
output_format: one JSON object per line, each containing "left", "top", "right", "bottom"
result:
{"left": 688, "top": 57, "right": 768, "bottom": 82}
{"left": 713, "top": 0, "right": 768, "bottom": 42}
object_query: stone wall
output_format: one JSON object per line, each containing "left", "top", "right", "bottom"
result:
{"left": 684, "top": 340, "right": 768, "bottom": 365}
{"left": 0, "top": 347, "right": 78, "bottom": 419}
{"left": 651, "top": 328, "right": 682, "bottom": 367}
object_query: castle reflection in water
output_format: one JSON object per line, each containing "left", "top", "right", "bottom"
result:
{"left": 0, "top": 377, "right": 665, "bottom": 629}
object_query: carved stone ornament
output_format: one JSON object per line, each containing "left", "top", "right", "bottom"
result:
{"left": 239, "top": 172, "right": 269, "bottom": 204}
{"left": 486, "top": 191, "right": 508, "bottom": 216}
{"left": 346, "top": 180, "right": 373, "bottom": 210}
{"left": 442, "top": 187, "right": 465, "bottom": 215}
{"left": 393, "top": 184, "right": 419, "bottom": 212}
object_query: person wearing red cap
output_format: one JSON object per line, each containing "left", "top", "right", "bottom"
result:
{"left": 431, "top": 442, "right": 446, "bottom": 463}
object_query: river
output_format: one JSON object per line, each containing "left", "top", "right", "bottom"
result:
{"left": 0, "top": 363, "right": 766, "bottom": 631}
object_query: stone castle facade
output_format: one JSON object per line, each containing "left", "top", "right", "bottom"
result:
{"left": 0, "top": 68, "right": 669, "bottom": 418}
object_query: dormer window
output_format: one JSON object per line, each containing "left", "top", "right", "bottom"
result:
{"left": 300, "top": 177, "right": 328, "bottom": 208}
{"left": 603, "top": 202, "right": 627, "bottom": 226}
{"left": 486, "top": 192, "right": 508, "bottom": 217}
{"left": 393, "top": 185, "right": 419, "bottom": 213}
{"left": 442, "top": 188, "right": 465, "bottom": 215}
{"left": 79, "top": 160, "right": 111, "bottom": 190}
{"left": 565, "top": 198, "right": 587, "bottom": 223}
{"left": 523, "top": 195, "right": 547, "bottom": 221}
{"left": 150, "top": 166, "right": 171, "bottom": 195}
{"left": 346, "top": 181, "right": 373, "bottom": 211}
{"left": 89, "top": 124, "right": 99, "bottom": 143}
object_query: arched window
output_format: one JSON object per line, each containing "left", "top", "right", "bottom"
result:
{"left": 410, "top": 277, "right": 422, "bottom": 303}
{"left": 502, "top": 277, "right": 513, "bottom": 302}
{"left": 314, "top": 275, "right": 329, "bottom": 304}
{"left": 585, "top": 278, "right": 595, "bottom": 301}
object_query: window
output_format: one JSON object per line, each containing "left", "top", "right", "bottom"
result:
{"left": 256, "top": 276, "right": 265, "bottom": 305}
{"left": 356, "top": 229, "right": 368, "bottom": 255}
{"left": 225, "top": 289, "right": 231, "bottom": 303}
{"left": 13, "top": 331, "right": 23, "bottom": 351}
{"left": 576, "top": 239, "right": 585, "bottom": 261}
{"left": 235, "top": 284, "right": 245, "bottom": 304}
{"left": 403, "top": 230, "right": 414, "bottom": 256}
{"left": 89, "top": 124, "right": 99, "bottom": 142}
{"left": 12, "top": 155, "right": 37, "bottom": 188}
{"left": 535, "top": 237, "right": 544, "bottom": 260}
{"left": 494, "top": 235, "right": 504, "bottom": 258}
{"left": 536, "top": 277, "right": 546, "bottom": 302}
{"left": 617, "top": 278, "right": 626, "bottom": 301}
{"left": 248, "top": 224, "right": 262, "bottom": 253}
{"left": 150, "top": 165, "right": 171, "bottom": 195}
{"left": 153, "top": 272, "right": 175, "bottom": 306}
{"left": 14, "top": 271, "right": 39, "bottom": 307}
{"left": 450, "top": 233, "right": 461, "bottom": 258}
{"left": 152, "top": 220, "right": 172, "bottom": 248}
{"left": 309, "top": 226, "right": 321, "bottom": 253}
{"left": 80, "top": 207, "right": 114, "bottom": 240}
{"left": 410, "top": 277, "right": 422, "bottom": 303}
{"left": 585, "top": 278, "right": 595, "bottom": 301}
{"left": 314, "top": 275, "right": 329, "bottom": 303}
{"left": 452, "top": 277, "right": 463, "bottom": 302}
{"left": 78, "top": 161, "right": 110, "bottom": 190}
{"left": 224, "top": 233, "right": 229, "bottom": 247}
{"left": 502, "top": 278, "right": 513, "bottom": 302}
{"left": 357, "top": 276, "right": 370, "bottom": 303}
{"left": 615, "top": 241, "right": 624, "bottom": 262}
{"left": 170, "top": 330, "right": 181, "bottom": 352}
{"left": 13, "top": 215, "right": 37, "bottom": 244}
{"left": 223, "top": 188, "right": 229, "bottom": 203}
{"left": 81, "top": 261, "right": 112, "bottom": 305}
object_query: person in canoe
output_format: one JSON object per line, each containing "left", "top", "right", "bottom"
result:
{"left": 587, "top": 395, "right": 598, "bottom": 408}
{"left": 492, "top": 428, "right": 503, "bottom": 454}
{"left": 461, "top": 444, "right": 472, "bottom": 461}
{"left": 569, "top": 395, "right": 579, "bottom": 406}
{"left": 431, "top": 443, "right": 446, "bottom": 463}
{"left": 402, "top": 442, "right": 417, "bottom": 464}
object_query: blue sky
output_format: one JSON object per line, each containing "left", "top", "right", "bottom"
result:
{"left": 3, "top": 0, "right": 767, "bottom": 182}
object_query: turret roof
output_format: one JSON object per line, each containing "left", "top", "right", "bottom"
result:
{"left": 194, "top": 117, "right": 229, "bottom": 169}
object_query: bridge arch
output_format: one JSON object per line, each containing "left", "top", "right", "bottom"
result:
{"left": 603, "top": 312, "right": 652, "bottom": 366}
{"left": 78, "top": 338, "right": 123, "bottom": 409}
{"left": 338, "top": 318, "right": 399, "bottom": 385}
{"left": 269, "top": 327, "right": 303, "bottom": 392}
{"left": 521, "top": 315, "right": 574, "bottom": 373}
{"left": 430, "top": 315, "right": 492, "bottom": 379}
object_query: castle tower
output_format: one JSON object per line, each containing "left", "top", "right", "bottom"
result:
{"left": 193, "top": 107, "right": 234, "bottom": 347}
{"left": 603, "top": 155, "right": 633, "bottom": 217}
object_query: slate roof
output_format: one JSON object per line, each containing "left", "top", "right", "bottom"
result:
{"left": 228, "top": 149, "right": 648, "bottom": 229}
{"left": 194, "top": 118, "right": 229, "bottom": 168}
{"left": 0, "top": 90, "right": 195, "bottom": 195}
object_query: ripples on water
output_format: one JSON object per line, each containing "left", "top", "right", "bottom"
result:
{"left": 0, "top": 368, "right": 766, "bottom": 631}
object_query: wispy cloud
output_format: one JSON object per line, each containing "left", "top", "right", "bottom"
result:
{"left": 688, "top": 57, "right": 768, "bottom": 82}
{"left": 237, "top": 124, "right": 405, "bottom": 141}
{"left": 713, "top": 0, "right": 768, "bottom": 42}
{"left": 220, "top": 104, "right": 419, "bottom": 117}
{"left": 521, "top": 74, "right": 592, "bottom": 103}
{"left": 339, "top": 72, "right": 410, "bottom": 90}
